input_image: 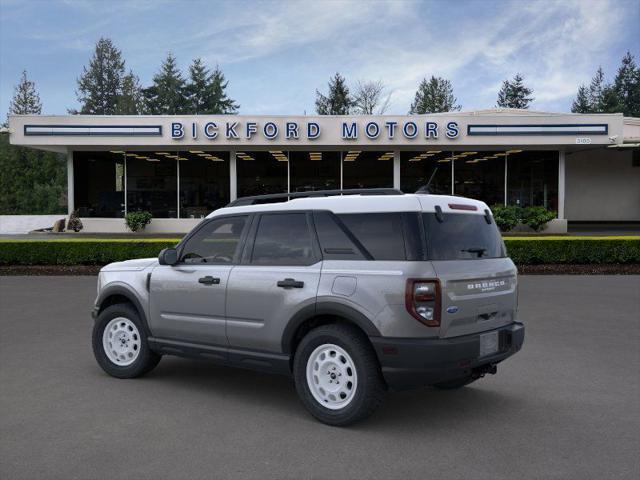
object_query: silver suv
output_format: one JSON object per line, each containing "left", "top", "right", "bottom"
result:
{"left": 92, "top": 189, "right": 524, "bottom": 426}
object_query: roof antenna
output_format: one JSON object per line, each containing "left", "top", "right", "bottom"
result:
{"left": 416, "top": 167, "right": 438, "bottom": 194}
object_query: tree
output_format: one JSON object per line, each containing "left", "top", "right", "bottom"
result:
{"left": 207, "top": 65, "right": 239, "bottom": 114}
{"left": 8, "top": 70, "right": 42, "bottom": 117}
{"left": 613, "top": 51, "right": 640, "bottom": 117}
{"left": 1, "top": 71, "right": 66, "bottom": 215}
{"left": 143, "top": 53, "right": 188, "bottom": 114}
{"left": 409, "top": 76, "right": 460, "bottom": 114}
{"left": 116, "top": 71, "right": 144, "bottom": 115}
{"left": 185, "top": 59, "right": 239, "bottom": 114}
{"left": 315, "top": 73, "right": 353, "bottom": 115}
{"left": 587, "top": 67, "right": 608, "bottom": 112}
{"left": 353, "top": 80, "right": 391, "bottom": 114}
{"left": 571, "top": 85, "right": 591, "bottom": 113}
{"left": 75, "top": 37, "right": 126, "bottom": 114}
{"left": 496, "top": 74, "right": 534, "bottom": 109}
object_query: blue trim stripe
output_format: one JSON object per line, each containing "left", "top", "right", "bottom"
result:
{"left": 24, "top": 124, "right": 163, "bottom": 137}
{"left": 467, "top": 123, "right": 608, "bottom": 136}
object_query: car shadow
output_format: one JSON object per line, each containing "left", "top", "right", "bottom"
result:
{"left": 132, "top": 356, "right": 526, "bottom": 429}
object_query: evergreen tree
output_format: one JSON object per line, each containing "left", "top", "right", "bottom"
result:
{"left": 409, "top": 76, "right": 460, "bottom": 114}
{"left": 185, "top": 59, "right": 239, "bottom": 114}
{"left": 8, "top": 70, "right": 42, "bottom": 117}
{"left": 116, "top": 71, "right": 144, "bottom": 115}
{"left": 207, "top": 65, "right": 239, "bottom": 114}
{"left": 315, "top": 73, "right": 353, "bottom": 115}
{"left": 75, "top": 37, "right": 126, "bottom": 114}
{"left": 143, "top": 53, "right": 188, "bottom": 114}
{"left": 1, "top": 71, "right": 65, "bottom": 214}
{"left": 587, "top": 67, "right": 607, "bottom": 112}
{"left": 496, "top": 74, "right": 534, "bottom": 109}
{"left": 186, "top": 58, "right": 209, "bottom": 114}
{"left": 571, "top": 85, "right": 591, "bottom": 113}
{"left": 613, "top": 51, "right": 640, "bottom": 117}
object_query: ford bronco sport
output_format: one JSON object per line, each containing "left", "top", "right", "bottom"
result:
{"left": 92, "top": 189, "right": 524, "bottom": 426}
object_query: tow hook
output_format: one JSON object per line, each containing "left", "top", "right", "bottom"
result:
{"left": 472, "top": 364, "right": 497, "bottom": 379}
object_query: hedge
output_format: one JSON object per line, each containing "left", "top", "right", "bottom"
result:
{"left": 0, "top": 237, "right": 639, "bottom": 266}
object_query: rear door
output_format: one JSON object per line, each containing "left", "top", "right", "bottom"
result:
{"left": 149, "top": 215, "right": 250, "bottom": 346}
{"left": 226, "top": 212, "right": 322, "bottom": 353}
{"left": 423, "top": 211, "right": 517, "bottom": 338}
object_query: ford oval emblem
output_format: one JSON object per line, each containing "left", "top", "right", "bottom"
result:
{"left": 446, "top": 306, "right": 459, "bottom": 314}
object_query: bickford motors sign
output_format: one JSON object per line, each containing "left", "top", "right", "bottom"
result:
{"left": 171, "top": 119, "right": 461, "bottom": 141}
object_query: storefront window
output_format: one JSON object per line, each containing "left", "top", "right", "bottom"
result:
{"left": 126, "top": 152, "right": 177, "bottom": 218}
{"left": 178, "top": 151, "right": 230, "bottom": 218}
{"left": 236, "top": 150, "right": 288, "bottom": 197}
{"left": 401, "top": 150, "right": 452, "bottom": 194}
{"left": 342, "top": 150, "right": 394, "bottom": 189}
{"left": 73, "top": 151, "right": 125, "bottom": 217}
{"left": 507, "top": 150, "right": 558, "bottom": 211}
{"left": 454, "top": 151, "right": 505, "bottom": 206}
{"left": 289, "top": 151, "right": 340, "bottom": 192}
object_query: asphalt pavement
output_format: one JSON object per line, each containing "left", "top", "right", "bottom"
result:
{"left": 0, "top": 275, "right": 638, "bottom": 480}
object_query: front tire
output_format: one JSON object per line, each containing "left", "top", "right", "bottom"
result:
{"left": 293, "top": 324, "right": 385, "bottom": 426}
{"left": 92, "top": 303, "right": 160, "bottom": 379}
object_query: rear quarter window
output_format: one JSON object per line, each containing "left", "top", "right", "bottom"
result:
{"left": 337, "top": 213, "right": 407, "bottom": 261}
{"left": 424, "top": 212, "right": 505, "bottom": 260}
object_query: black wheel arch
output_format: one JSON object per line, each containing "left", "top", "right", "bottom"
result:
{"left": 282, "top": 301, "right": 381, "bottom": 355}
{"left": 95, "top": 284, "right": 151, "bottom": 335}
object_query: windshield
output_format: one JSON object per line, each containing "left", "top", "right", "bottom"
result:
{"left": 423, "top": 212, "right": 505, "bottom": 260}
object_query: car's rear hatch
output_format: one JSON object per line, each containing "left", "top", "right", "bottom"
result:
{"left": 422, "top": 209, "right": 517, "bottom": 338}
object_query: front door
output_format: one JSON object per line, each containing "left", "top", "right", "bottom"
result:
{"left": 226, "top": 212, "right": 321, "bottom": 353}
{"left": 149, "top": 215, "right": 250, "bottom": 346}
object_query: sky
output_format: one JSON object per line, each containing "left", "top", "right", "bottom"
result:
{"left": 0, "top": 0, "right": 638, "bottom": 117}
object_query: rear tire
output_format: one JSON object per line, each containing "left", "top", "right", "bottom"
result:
{"left": 432, "top": 376, "right": 477, "bottom": 390}
{"left": 293, "top": 324, "right": 385, "bottom": 426}
{"left": 92, "top": 303, "right": 161, "bottom": 379}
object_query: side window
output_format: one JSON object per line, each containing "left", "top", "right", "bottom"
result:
{"left": 337, "top": 213, "right": 407, "bottom": 260}
{"left": 313, "top": 211, "right": 366, "bottom": 260}
{"left": 180, "top": 216, "right": 248, "bottom": 264}
{"left": 251, "top": 213, "right": 316, "bottom": 266}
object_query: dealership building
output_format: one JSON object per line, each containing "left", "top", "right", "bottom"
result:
{"left": 8, "top": 109, "right": 640, "bottom": 233}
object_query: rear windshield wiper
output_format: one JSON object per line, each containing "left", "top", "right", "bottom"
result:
{"left": 461, "top": 247, "right": 487, "bottom": 258}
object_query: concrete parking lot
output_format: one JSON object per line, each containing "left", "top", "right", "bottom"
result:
{"left": 1, "top": 275, "right": 639, "bottom": 480}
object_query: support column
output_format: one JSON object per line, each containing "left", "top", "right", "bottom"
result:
{"left": 504, "top": 154, "right": 508, "bottom": 206}
{"left": 558, "top": 149, "right": 566, "bottom": 220}
{"left": 229, "top": 150, "right": 237, "bottom": 201}
{"left": 66, "top": 149, "right": 74, "bottom": 216}
{"left": 393, "top": 150, "right": 401, "bottom": 190}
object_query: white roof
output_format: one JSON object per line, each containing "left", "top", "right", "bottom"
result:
{"left": 208, "top": 194, "right": 490, "bottom": 218}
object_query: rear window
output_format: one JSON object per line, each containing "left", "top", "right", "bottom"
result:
{"left": 423, "top": 213, "right": 505, "bottom": 260}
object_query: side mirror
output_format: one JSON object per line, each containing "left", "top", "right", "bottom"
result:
{"left": 158, "top": 247, "right": 178, "bottom": 266}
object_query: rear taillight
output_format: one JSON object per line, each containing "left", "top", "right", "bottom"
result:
{"left": 405, "top": 279, "right": 441, "bottom": 327}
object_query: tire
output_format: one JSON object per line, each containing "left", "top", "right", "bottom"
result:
{"left": 92, "top": 303, "right": 161, "bottom": 379}
{"left": 293, "top": 324, "right": 385, "bottom": 426}
{"left": 432, "top": 376, "right": 477, "bottom": 390}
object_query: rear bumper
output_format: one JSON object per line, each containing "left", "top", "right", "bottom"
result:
{"left": 370, "top": 322, "right": 525, "bottom": 391}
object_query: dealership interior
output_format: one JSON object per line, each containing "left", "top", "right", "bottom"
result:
{"left": 74, "top": 149, "right": 558, "bottom": 219}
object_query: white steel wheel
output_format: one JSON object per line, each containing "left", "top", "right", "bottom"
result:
{"left": 306, "top": 343, "right": 358, "bottom": 410}
{"left": 102, "top": 317, "right": 141, "bottom": 367}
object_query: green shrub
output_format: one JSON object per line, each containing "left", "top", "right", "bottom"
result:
{"left": 491, "top": 205, "right": 520, "bottom": 232}
{"left": 125, "top": 211, "right": 153, "bottom": 232}
{"left": 503, "top": 237, "right": 640, "bottom": 264}
{"left": 0, "top": 240, "right": 179, "bottom": 265}
{"left": 490, "top": 205, "right": 556, "bottom": 232}
{"left": 0, "top": 237, "right": 638, "bottom": 266}
{"left": 521, "top": 206, "right": 557, "bottom": 232}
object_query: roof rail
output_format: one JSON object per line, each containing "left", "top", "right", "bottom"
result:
{"left": 227, "top": 188, "right": 404, "bottom": 207}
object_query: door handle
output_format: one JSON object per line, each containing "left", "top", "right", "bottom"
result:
{"left": 198, "top": 276, "right": 220, "bottom": 285}
{"left": 277, "top": 278, "right": 304, "bottom": 288}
